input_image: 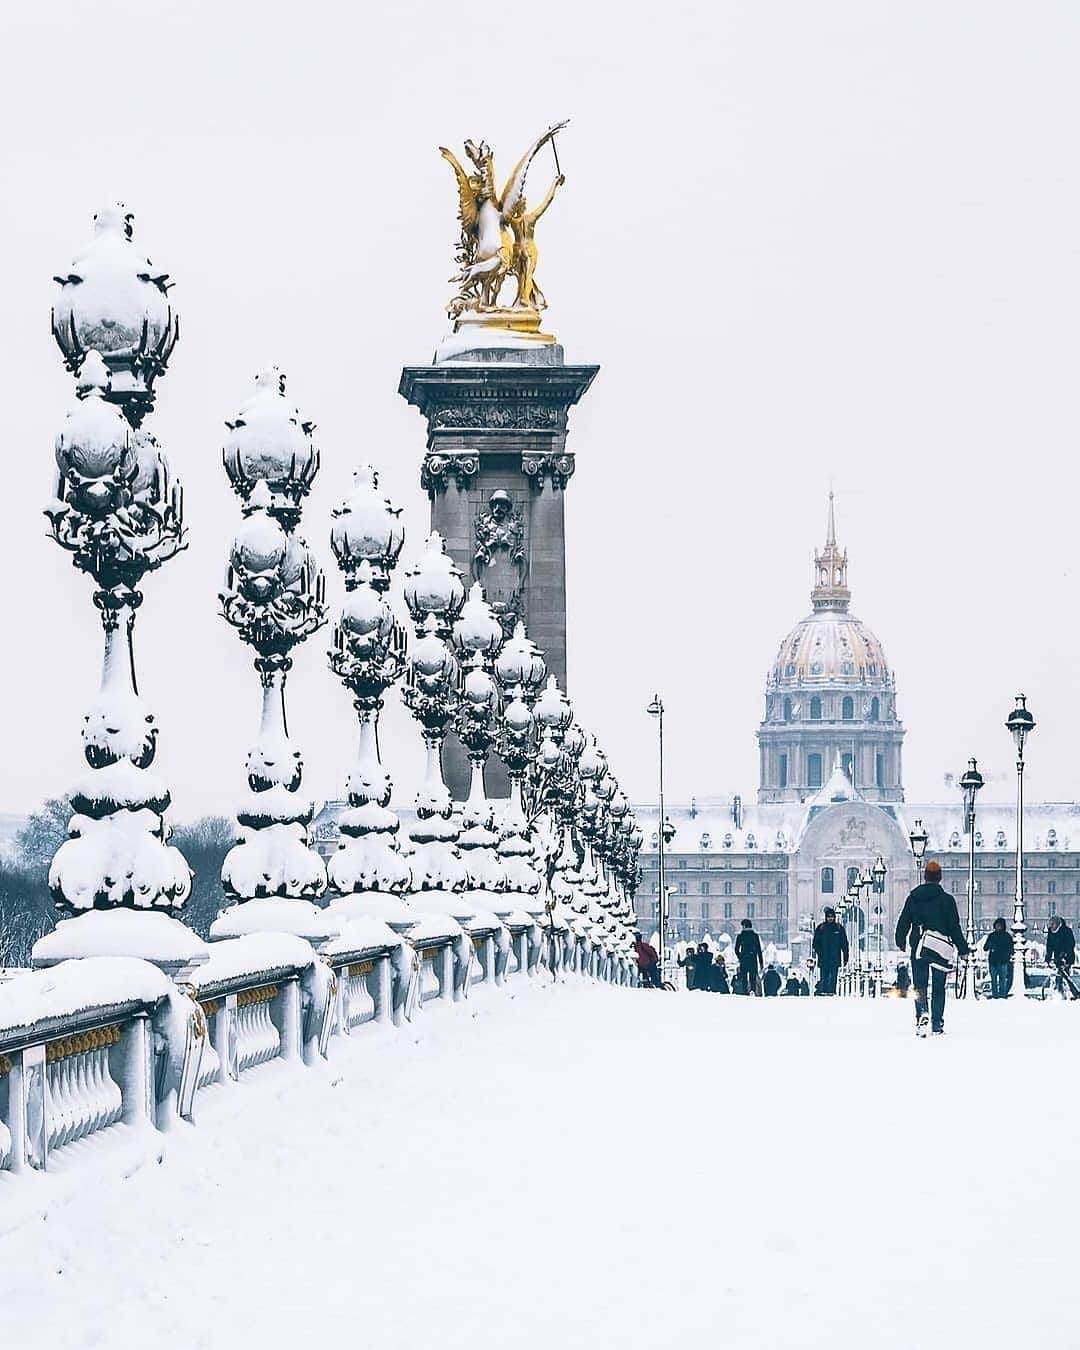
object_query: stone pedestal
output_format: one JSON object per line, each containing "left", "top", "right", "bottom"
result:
{"left": 399, "top": 342, "right": 597, "bottom": 800}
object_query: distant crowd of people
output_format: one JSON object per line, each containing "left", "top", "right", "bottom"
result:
{"left": 632, "top": 856, "right": 1078, "bottom": 1038}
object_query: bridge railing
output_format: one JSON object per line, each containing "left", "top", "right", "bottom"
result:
{"left": 1, "top": 925, "right": 635, "bottom": 1180}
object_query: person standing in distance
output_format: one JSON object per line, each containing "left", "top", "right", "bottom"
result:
{"left": 811, "top": 906, "right": 849, "bottom": 996}
{"left": 633, "top": 932, "right": 662, "bottom": 989}
{"left": 734, "top": 918, "right": 764, "bottom": 996}
{"left": 894, "top": 859, "right": 969, "bottom": 1036}
{"left": 983, "top": 917, "right": 1014, "bottom": 999}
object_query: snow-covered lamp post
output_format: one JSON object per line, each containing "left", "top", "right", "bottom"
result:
{"left": 1006, "top": 695, "right": 1035, "bottom": 998}
{"left": 401, "top": 533, "right": 467, "bottom": 893}
{"left": 212, "top": 371, "right": 330, "bottom": 939}
{"left": 36, "top": 207, "right": 203, "bottom": 975}
{"left": 958, "top": 758, "right": 984, "bottom": 999}
{"left": 325, "top": 468, "right": 411, "bottom": 911}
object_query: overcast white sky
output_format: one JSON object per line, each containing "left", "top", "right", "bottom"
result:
{"left": 1, "top": 0, "right": 1078, "bottom": 821}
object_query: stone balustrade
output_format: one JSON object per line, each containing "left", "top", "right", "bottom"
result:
{"left": 0, "top": 926, "right": 635, "bottom": 1180}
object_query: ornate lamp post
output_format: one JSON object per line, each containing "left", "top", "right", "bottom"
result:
{"left": 37, "top": 207, "right": 200, "bottom": 973}
{"left": 325, "top": 467, "right": 410, "bottom": 911}
{"left": 870, "top": 855, "right": 887, "bottom": 995}
{"left": 401, "top": 533, "right": 466, "bottom": 892}
{"left": 646, "top": 695, "right": 669, "bottom": 971}
{"left": 214, "top": 371, "right": 329, "bottom": 930}
{"left": 1006, "top": 694, "right": 1036, "bottom": 998}
{"left": 957, "top": 757, "right": 984, "bottom": 999}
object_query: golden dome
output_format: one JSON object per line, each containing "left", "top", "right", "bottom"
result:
{"left": 770, "top": 609, "right": 892, "bottom": 689}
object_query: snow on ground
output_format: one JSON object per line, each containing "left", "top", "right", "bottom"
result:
{"left": 2, "top": 985, "right": 1077, "bottom": 1350}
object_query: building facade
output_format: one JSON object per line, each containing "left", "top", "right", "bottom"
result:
{"left": 636, "top": 500, "right": 1080, "bottom": 959}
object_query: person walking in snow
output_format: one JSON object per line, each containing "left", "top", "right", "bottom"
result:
{"left": 708, "top": 953, "right": 730, "bottom": 993}
{"left": 678, "top": 944, "right": 697, "bottom": 991}
{"left": 983, "top": 917, "right": 1014, "bottom": 999}
{"left": 812, "top": 906, "right": 849, "bottom": 996}
{"left": 894, "top": 859, "right": 969, "bottom": 1036}
{"left": 734, "top": 918, "right": 763, "bottom": 996}
{"left": 1046, "top": 914, "right": 1075, "bottom": 974}
{"left": 762, "top": 964, "right": 782, "bottom": 997}
{"left": 633, "top": 933, "right": 662, "bottom": 988}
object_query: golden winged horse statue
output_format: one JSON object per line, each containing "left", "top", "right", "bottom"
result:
{"left": 439, "top": 122, "right": 568, "bottom": 322}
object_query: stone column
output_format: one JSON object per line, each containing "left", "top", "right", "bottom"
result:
{"left": 400, "top": 345, "right": 597, "bottom": 799}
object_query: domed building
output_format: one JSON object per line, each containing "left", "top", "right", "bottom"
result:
{"left": 757, "top": 495, "right": 904, "bottom": 803}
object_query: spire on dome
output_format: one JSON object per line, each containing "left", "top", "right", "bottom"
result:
{"left": 811, "top": 491, "right": 850, "bottom": 612}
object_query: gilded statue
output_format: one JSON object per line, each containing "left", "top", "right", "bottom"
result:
{"left": 439, "top": 122, "right": 568, "bottom": 325}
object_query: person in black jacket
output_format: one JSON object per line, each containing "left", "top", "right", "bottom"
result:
{"left": 708, "top": 954, "right": 730, "bottom": 994}
{"left": 734, "top": 919, "right": 763, "bottom": 995}
{"left": 812, "top": 907, "right": 849, "bottom": 996}
{"left": 894, "top": 860, "right": 969, "bottom": 1035}
{"left": 983, "top": 917, "right": 1014, "bottom": 999}
{"left": 784, "top": 971, "right": 801, "bottom": 996}
{"left": 677, "top": 945, "right": 696, "bottom": 991}
{"left": 762, "top": 964, "right": 782, "bottom": 997}
{"left": 1045, "top": 915, "right": 1075, "bottom": 974}
{"left": 692, "top": 942, "right": 714, "bottom": 992}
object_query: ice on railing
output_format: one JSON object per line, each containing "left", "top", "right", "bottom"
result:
{"left": 0, "top": 957, "right": 171, "bottom": 1036}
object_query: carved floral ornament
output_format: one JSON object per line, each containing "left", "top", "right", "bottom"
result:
{"left": 430, "top": 403, "right": 561, "bottom": 430}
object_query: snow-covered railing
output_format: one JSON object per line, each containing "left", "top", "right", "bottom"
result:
{"left": 0, "top": 959, "right": 174, "bottom": 1175}
{"left": 1, "top": 922, "right": 633, "bottom": 1182}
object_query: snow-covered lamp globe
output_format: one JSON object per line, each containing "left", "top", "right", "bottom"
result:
{"left": 329, "top": 465, "right": 405, "bottom": 593}
{"left": 495, "top": 621, "right": 547, "bottom": 702}
{"left": 51, "top": 204, "right": 179, "bottom": 428}
{"left": 223, "top": 369, "right": 320, "bottom": 529}
{"left": 534, "top": 675, "right": 573, "bottom": 740}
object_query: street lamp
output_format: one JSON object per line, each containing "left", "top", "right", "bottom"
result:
{"left": 957, "top": 757, "right": 984, "bottom": 999}
{"left": 871, "top": 855, "right": 887, "bottom": 995}
{"left": 647, "top": 695, "right": 670, "bottom": 974}
{"left": 1006, "top": 694, "right": 1036, "bottom": 998}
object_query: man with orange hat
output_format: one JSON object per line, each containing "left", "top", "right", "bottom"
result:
{"left": 894, "top": 860, "right": 969, "bottom": 1036}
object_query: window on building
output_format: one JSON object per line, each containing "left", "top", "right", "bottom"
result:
{"left": 677, "top": 902, "right": 688, "bottom": 918}
{"left": 869, "top": 697, "right": 880, "bottom": 722}
{"left": 822, "top": 866, "right": 835, "bottom": 894}
{"left": 841, "top": 696, "right": 854, "bottom": 721}
{"left": 746, "top": 833, "right": 756, "bottom": 850}
{"left": 808, "top": 753, "right": 823, "bottom": 788}
{"left": 701, "top": 903, "right": 710, "bottom": 922}
{"left": 701, "top": 882, "right": 710, "bottom": 896}
{"left": 747, "top": 903, "right": 755, "bottom": 919}
{"left": 876, "top": 753, "right": 885, "bottom": 787}
{"left": 847, "top": 866, "right": 859, "bottom": 891}
{"left": 747, "top": 881, "right": 755, "bottom": 895}
{"left": 723, "top": 881, "right": 732, "bottom": 896}
{"left": 779, "top": 754, "right": 788, "bottom": 788}
{"left": 678, "top": 881, "right": 687, "bottom": 895}
{"left": 810, "top": 696, "right": 822, "bottom": 721}
{"left": 700, "top": 832, "right": 711, "bottom": 851}
{"left": 723, "top": 833, "right": 733, "bottom": 849}
{"left": 996, "top": 880, "right": 1006, "bottom": 895}
{"left": 1049, "top": 881, "right": 1057, "bottom": 895}
{"left": 1049, "top": 857, "right": 1057, "bottom": 869}
{"left": 1048, "top": 829, "right": 1058, "bottom": 848}
{"left": 776, "top": 880, "right": 784, "bottom": 895}
{"left": 678, "top": 858, "right": 686, "bottom": 869}
{"left": 783, "top": 697, "right": 793, "bottom": 720}
{"left": 997, "top": 856, "right": 1006, "bottom": 869}
{"left": 723, "top": 902, "right": 732, "bottom": 919}
{"left": 841, "top": 751, "right": 854, "bottom": 781}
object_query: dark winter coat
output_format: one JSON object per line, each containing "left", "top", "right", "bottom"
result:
{"left": 708, "top": 961, "right": 730, "bottom": 993}
{"left": 734, "top": 929, "right": 763, "bottom": 971}
{"left": 983, "top": 930, "right": 1014, "bottom": 966}
{"left": 784, "top": 976, "right": 801, "bottom": 996}
{"left": 894, "top": 882, "right": 970, "bottom": 958}
{"left": 799, "top": 978, "right": 811, "bottom": 996}
{"left": 678, "top": 952, "right": 697, "bottom": 990}
{"left": 762, "top": 967, "right": 782, "bottom": 997}
{"left": 693, "top": 950, "right": 714, "bottom": 989}
{"left": 1046, "top": 922, "right": 1076, "bottom": 969}
{"left": 812, "top": 920, "right": 849, "bottom": 971}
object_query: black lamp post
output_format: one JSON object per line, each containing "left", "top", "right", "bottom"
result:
{"left": 957, "top": 757, "right": 984, "bottom": 998}
{"left": 1006, "top": 695, "right": 1035, "bottom": 998}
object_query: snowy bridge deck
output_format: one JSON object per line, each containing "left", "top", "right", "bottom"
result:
{"left": 2, "top": 985, "right": 1074, "bottom": 1350}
